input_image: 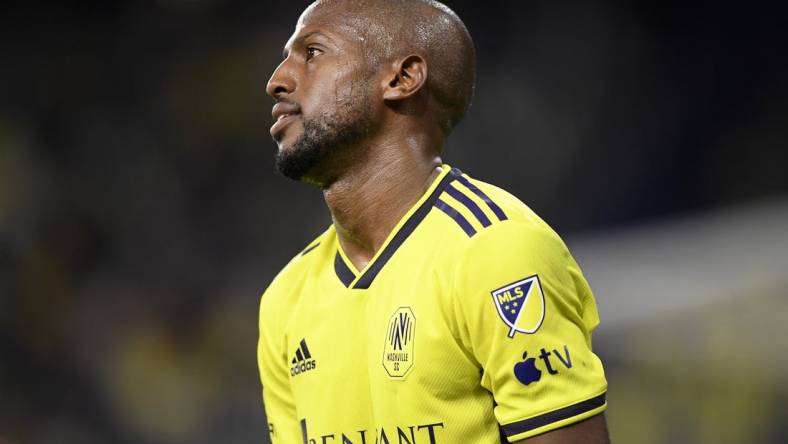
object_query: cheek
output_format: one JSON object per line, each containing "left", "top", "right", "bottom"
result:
{"left": 324, "top": 66, "right": 373, "bottom": 109}
{"left": 299, "top": 62, "right": 376, "bottom": 121}
{"left": 299, "top": 75, "right": 337, "bottom": 117}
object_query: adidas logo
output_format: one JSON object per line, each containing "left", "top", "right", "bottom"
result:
{"left": 290, "top": 338, "right": 317, "bottom": 377}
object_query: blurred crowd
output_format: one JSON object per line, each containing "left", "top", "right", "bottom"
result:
{"left": 1, "top": 1, "right": 786, "bottom": 443}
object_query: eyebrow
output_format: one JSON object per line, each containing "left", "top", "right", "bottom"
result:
{"left": 282, "top": 30, "right": 333, "bottom": 59}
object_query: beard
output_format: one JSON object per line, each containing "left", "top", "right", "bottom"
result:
{"left": 275, "top": 90, "right": 375, "bottom": 184}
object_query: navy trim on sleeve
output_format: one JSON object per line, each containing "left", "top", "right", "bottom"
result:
{"left": 501, "top": 392, "right": 606, "bottom": 438}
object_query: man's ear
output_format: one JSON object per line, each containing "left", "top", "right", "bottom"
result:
{"left": 382, "top": 55, "right": 428, "bottom": 101}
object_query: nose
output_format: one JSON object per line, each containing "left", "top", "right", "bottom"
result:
{"left": 266, "top": 59, "right": 296, "bottom": 100}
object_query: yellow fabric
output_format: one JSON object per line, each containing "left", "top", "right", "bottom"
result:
{"left": 258, "top": 165, "right": 607, "bottom": 443}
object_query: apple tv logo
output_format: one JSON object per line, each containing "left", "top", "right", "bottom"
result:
{"left": 514, "top": 345, "right": 573, "bottom": 386}
{"left": 514, "top": 352, "right": 542, "bottom": 385}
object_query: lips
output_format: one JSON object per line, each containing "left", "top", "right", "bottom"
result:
{"left": 270, "top": 101, "right": 301, "bottom": 138}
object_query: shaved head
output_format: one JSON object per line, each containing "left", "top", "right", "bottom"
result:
{"left": 267, "top": 0, "right": 476, "bottom": 184}
{"left": 304, "top": 0, "right": 476, "bottom": 134}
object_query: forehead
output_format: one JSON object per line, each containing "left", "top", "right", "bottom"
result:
{"left": 284, "top": 3, "right": 368, "bottom": 50}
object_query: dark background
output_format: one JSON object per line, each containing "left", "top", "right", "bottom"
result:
{"left": 1, "top": 1, "right": 786, "bottom": 443}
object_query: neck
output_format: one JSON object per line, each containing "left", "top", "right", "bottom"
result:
{"left": 323, "top": 134, "right": 443, "bottom": 271}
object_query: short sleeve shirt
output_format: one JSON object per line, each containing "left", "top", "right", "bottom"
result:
{"left": 258, "top": 165, "right": 607, "bottom": 443}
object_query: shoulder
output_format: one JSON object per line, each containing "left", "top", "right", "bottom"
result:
{"left": 464, "top": 173, "right": 559, "bottom": 235}
{"left": 444, "top": 172, "right": 601, "bottom": 345}
{"left": 440, "top": 170, "right": 570, "bottom": 266}
{"left": 443, "top": 172, "right": 584, "bottom": 308}
{"left": 259, "top": 226, "right": 333, "bottom": 319}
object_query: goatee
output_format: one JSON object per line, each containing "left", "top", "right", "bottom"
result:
{"left": 275, "top": 101, "right": 374, "bottom": 183}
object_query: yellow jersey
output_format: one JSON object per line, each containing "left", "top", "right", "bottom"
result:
{"left": 258, "top": 164, "right": 607, "bottom": 443}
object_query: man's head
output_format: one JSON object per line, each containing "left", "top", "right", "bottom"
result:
{"left": 267, "top": 0, "right": 475, "bottom": 184}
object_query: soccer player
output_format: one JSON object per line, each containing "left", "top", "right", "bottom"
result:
{"left": 258, "top": 1, "right": 609, "bottom": 443}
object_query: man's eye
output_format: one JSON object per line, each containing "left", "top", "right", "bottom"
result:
{"left": 306, "top": 47, "right": 321, "bottom": 60}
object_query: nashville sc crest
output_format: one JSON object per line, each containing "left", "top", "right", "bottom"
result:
{"left": 382, "top": 307, "right": 415, "bottom": 378}
{"left": 491, "top": 275, "right": 546, "bottom": 338}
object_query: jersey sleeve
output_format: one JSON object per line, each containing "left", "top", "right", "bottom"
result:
{"left": 451, "top": 220, "right": 607, "bottom": 442}
{"left": 258, "top": 291, "right": 302, "bottom": 444}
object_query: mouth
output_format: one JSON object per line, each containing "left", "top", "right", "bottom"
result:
{"left": 270, "top": 113, "right": 300, "bottom": 139}
{"left": 270, "top": 102, "right": 302, "bottom": 140}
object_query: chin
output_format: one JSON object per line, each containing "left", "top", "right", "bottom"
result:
{"left": 275, "top": 140, "right": 292, "bottom": 154}
{"left": 273, "top": 132, "right": 296, "bottom": 152}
